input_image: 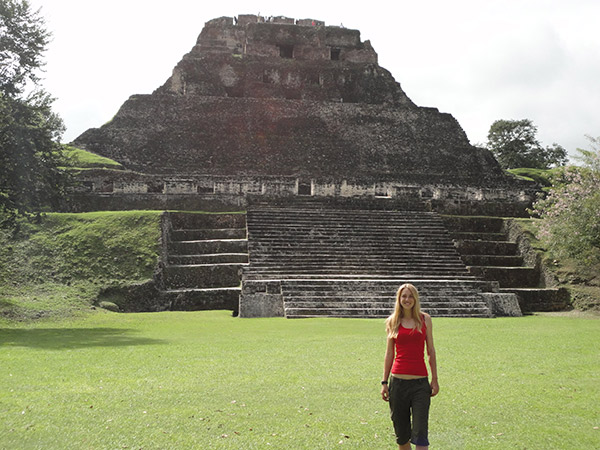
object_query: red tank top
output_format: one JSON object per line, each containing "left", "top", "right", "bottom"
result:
{"left": 391, "top": 319, "right": 428, "bottom": 376}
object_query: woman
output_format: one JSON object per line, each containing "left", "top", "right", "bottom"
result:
{"left": 381, "top": 283, "right": 439, "bottom": 450}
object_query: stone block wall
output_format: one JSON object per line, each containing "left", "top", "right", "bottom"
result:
{"left": 66, "top": 168, "right": 537, "bottom": 216}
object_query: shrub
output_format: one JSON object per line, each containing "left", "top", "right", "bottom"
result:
{"left": 531, "top": 137, "right": 600, "bottom": 269}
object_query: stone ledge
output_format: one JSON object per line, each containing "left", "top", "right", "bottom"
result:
{"left": 480, "top": 292, "right": 523, "bottom": 317}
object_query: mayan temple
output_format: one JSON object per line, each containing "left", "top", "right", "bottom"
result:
{"left": 77, "top": 15, "right": 565, "bottom": 318}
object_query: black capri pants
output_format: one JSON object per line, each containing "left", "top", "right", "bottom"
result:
{"left": 388, "top": 377, "right": 431, "bottom": 447}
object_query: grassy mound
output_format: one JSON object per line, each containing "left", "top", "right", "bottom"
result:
{"left": 61, "top": 145, "right": 124, "bottom": 170}
{"left": 0, "top": 211, "right": 161, "bottom": 321}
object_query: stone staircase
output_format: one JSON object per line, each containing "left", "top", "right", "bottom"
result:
{"left": 241, "top": 202, "right": 494, "bottom": 318}
{"left": 280, "top": 279, "right": 493, "bottom": 318}
{"left": 442, "top": 216, "right": 569, "bottom": 313}
{"left": 157, "top": 212, "right": 248, "bottom": 312}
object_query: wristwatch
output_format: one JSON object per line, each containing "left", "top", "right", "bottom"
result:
{"left": 381, "top": 380, "right": 388, "bottom": 385}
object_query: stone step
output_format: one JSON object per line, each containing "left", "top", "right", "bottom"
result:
{"left": 249, "top": 210, "right": 442, "bottom": 218}
{"left": 162, "top": 263, "right": 246, "bottom": 289}
{"left": 160, "top": 287, "right": 240, "bottom": 312}
{"left": 168, "top": 239, "right": 248, "bottom": 254}
{"left": 500, "top": 287, "right": 570, "bottom": 312}
{"left": 170, "top": 212, "right": 246, "bottom": 229}
{"left": 456, "top": 240, "right": 518, "bottom": 256}
{"left": 249, "top": 208, "right": 435, "bottom": 216}
{"left": 250, "top": 244, "right": 458, "bottom": 252}
{"left": 252, "top": 261, "right": 463, "bottom": 268}
{"left": 441, "top": 216, "right": 504, "bottom": 233}
{"left": 251, "top": 232, "right": 451, "bottom": 239}
{"left": 284, "top": 306, "right": 492, "bottom": 318}
{"left": 282, "top": 292, "right": 486, "bottom": 301}
{"left": 169, "top": 253, "right": 249, "bottom": 265}
{"left": 248, "top": 220, "right": 449, "bottom": 227}
{"left": 248, "top": 263, "right": 472, "bottom": 275}
{"left": 249, "top": 258, "right": 465, "bottom": 265}
{"left": 243, "top": 272, "right": 480, "bottom": 280}
{"left": 280, "top": 277, "right": 485, "bottom": 284}
{"left": 249, "top": 221, "right": 445, "bottom": 229}
{"left": 461, "top": 255, "right": 523, "bottom": 266}
{"left": 285, "top": 307, "right": 392, "bottom": 318}
{"left": 288, "top": 313, "right": 492, "bottom": 319}
{"left": 249, "top": 237, "right": 456, "bottom": 245}
{"left": 171, "top": 228, "right": 247, "bottom": 241}
{"left": 247, "top": 270, "right": 470, "bottom": 277}
{"left": 252, "top": 225, "right": 446, "bottom": 232}
{"left": 286, "top": 301, "right": 394, "bottom": 309}
{"left": 247, "top": 267, "right": 466, "bottom": 274}
{"left": 449, "top": 232, "right": 507, "bottom": 241}
{"left": 249, "top": 255, "right": 461, "bottom": 263}
{"left": 279, "top": 278, "right": 489, "bottom": 290}
{"left": 252, "top": 251, "right": 464, "bottom": 260}
{"left": 249, "top": 212, "right": 445, "bottom": 219}
{"left": 283, "top": 289, "right": 484, "bottom": 298}
{"left": 468, "top": 266, "right": 539, "bottom": 288}
{"left": 282, "top": 293, "right": 487, "bottom": 302}
{"left": 249, "top": 245, "right": 458, "bottom": 252}
{"left": 285, "top": 298, "right": 485, "bottom": 308}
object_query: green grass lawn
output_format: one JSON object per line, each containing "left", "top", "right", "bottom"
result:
{"left": 1, "top": 311, "right": 598, "bottom": 449}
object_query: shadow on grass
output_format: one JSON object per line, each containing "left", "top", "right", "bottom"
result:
{"left": 0, "top": 328, "right": 167, "bottom": 350}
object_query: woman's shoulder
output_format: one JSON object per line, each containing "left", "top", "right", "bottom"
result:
{"left": 421, "top": 312, "right": 432, "bottom": 324}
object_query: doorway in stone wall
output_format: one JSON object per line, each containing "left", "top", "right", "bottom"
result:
{"left": 298, "top": 181, "right": 312, "bottom": 196}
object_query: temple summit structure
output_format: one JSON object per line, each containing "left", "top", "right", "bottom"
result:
{"left": 71, "top": 14, "right": 536, "bottom": 215}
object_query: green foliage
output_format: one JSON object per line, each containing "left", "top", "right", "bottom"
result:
{"left": 573, "top": 134, "right": 600, "bottom": 172}
{"left": 531, "top": 136, "right": 600, "bottom": 271}
{"left": 506, "top": 167, "right": 556, "bottom": 187}
{"left": 0, "top": 91, "right": 71, "bottom": 225}
{"left": 486, "top": 119, "right": 568, "bottom": 169}
{"left": 0, "top": 1, "right": 71, "bottom": 226}
{"left": 61, "top": 145, "right": 123, "bottom": 170}
{"left": 0, "top": 211, "right": 161, "bottom": 320}
{"left": 1, "top": 312, "right": 598, "bottom": 449}
{"left": 0, "top": 0, "right": 49, "bottom": 95}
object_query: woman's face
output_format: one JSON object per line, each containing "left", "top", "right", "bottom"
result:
{"left": 400, "top": 288, "right": 415, "bottom": 310}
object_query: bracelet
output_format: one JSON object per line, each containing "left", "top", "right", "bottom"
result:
{"left": 381, "top": 380, "right": 388, "bottom": 385}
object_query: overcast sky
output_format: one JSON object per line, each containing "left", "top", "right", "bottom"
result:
{"left": 29, "top": 0, "right": 600, "bottom": 160}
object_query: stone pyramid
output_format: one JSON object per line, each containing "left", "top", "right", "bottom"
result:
{"left": 74, "top": 14, "right": 521, "bottom": 190}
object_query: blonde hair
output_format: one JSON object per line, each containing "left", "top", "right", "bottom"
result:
{"left": 385, "top": 283, "right": 424, "bottom": 338}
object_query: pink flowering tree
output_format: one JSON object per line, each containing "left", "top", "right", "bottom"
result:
{"left": 531, "top": 136, "right": 600, "bottom": 268}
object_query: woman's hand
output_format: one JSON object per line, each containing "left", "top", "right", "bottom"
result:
{"left": 430, "top": 379, "right": 439, "bottom": 397}
{"left": 381, "top": 384, "right": 390, "bottom": 401}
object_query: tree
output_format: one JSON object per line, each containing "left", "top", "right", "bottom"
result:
{"left": 0, "top": 0, "right": 69, "bottom": 227}
{"left": 486, "top": 119, "right": 568, "bottom": 169}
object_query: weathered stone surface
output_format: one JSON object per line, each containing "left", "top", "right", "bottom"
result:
{"left": 73, "top": 14, "right": 532, "bottom": 197}
{"left": 97, "top": 280, "right": 166, "bottom": 312}
{"left": 239, "top": 292, "right": 284, "bottom": 318}
{"left": 480, "top": 292, "right": 523, "bottom": 317}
